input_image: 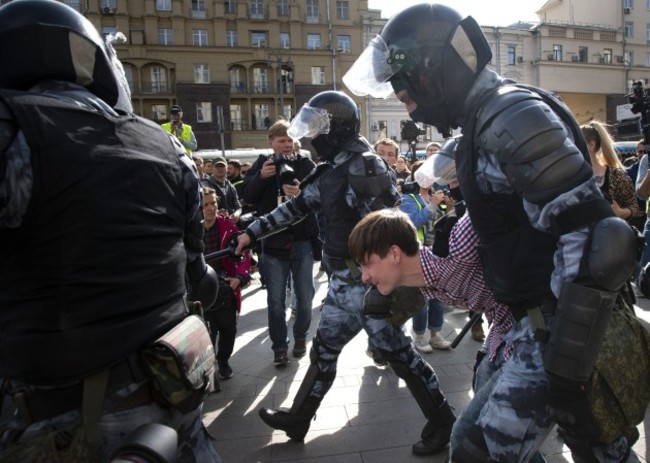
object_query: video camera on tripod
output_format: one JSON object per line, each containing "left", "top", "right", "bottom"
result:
{"left": 400, "top": 120, "right": 426, "bottom": 163}
{"left": 620, "top": 80, "right": 650, "bottom": 149}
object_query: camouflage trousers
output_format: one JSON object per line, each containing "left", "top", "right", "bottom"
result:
{"left": 0, "top": 379, "right": 221, "bottom": 463}
{"left": 450, "top": 315, "right": 638, "bottom": 463}
{"left": 307, "top": 267, "right": 442, "bottom": 401}
{"left": 450, "top": 316, "right": 554, "bottom": 463}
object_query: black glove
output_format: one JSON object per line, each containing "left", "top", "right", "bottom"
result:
{"left": 363, "top": 286, "right": 391, "bottom": 319}
{"left": 187, "top": 256, "right": 218, "bottom": 310}
{"left": 547, "top": 373, "right": 598, "bottom": 441}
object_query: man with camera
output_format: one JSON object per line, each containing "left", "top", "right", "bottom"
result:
{"left": 162, "top": 105, "right": 198, "bottom": 155}
{"left": 240, "top": 119, "right": 318, "bottom": 366}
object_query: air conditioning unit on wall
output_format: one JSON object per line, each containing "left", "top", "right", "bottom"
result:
{"left": 102, "top": 6, "right": 114, "bottom": 14}
{"left": 572, "top": 56, "right": 579, "bottom": 62}
{"left": 548, "top": 53, "right": 555, "bottom": 60}
{"left": 624, "top": 7, "right": 631, "bottom": 14}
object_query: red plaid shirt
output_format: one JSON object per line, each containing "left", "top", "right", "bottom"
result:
{"left": 419, "top": 214, "right": 515, "bottom": 361}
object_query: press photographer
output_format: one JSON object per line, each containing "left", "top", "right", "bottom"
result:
{"left": 240, "top": 119, "right": 319, "bottom": 366}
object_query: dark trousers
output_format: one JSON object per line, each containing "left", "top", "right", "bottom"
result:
{"left": 204, "top": 301, "right": 237, "bottom": 366}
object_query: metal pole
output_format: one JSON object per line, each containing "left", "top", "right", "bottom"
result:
{"left": 278, "top": 55, "right": 285, "bottom": 119}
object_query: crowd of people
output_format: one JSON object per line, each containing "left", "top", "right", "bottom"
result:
{"left": 1, "top": 1, "right": 648, "bottom": 463}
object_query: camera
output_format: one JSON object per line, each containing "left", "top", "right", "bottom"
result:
{"left": 400, "top": 120, "right": 427, "bottom": 142}
{"left": 619, "top": 80, "right": 650, "bottom": 141}
{"left": 401, "top": 181, "right": 420, "bottom": 194}
{"left": 272, "top": 154, "right": 297, "bottom": 185}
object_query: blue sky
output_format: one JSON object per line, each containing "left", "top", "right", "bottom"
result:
{"left": 368, "top": 0, "right": 547, "bottom": 26}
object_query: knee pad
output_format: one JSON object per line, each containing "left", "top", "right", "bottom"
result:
{"left": 451, "top": 425, "right": 492, "bottom": 463}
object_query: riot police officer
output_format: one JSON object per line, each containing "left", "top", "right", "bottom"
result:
{"left": 0, "top": 1, "right": 219, "bottom": 461}
{"left": 344, "top": 3, "right": 637, "bottom": 462}
{"left": 235, "top": 90, "right": 456, "bottom": 457}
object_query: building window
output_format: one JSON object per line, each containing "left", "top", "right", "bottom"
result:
{"left": 194, "top": 64, "right": 210, "bottom": 84}
{"left": 230, "top": 67, "right": 246, "bottom": 92}
{"left": 307, "top": 33, "right": 321, "bottom": 49}
{"left": 646, "top": 52, "right": 650, "bottom": 67}
{"left": 156, "top": 0, "right": 171, "bottom": 11}
{"left": 647, "top": 24, "right": 650, "bottom": 44}
{"left": 624, "top": 0, "right": 633, "bottom": 8}
{"left": 280, "top": 32, "right": 290, "bottom": 49}
{"left": 100, "top": 0, "right": 116, "bottom": 9}
{"left": 226, "top": 30, "right": 238, "bottom": 47}
{"left": 625, "top": 51, "right": 634, "bottom": 65}
{"left": 337, "top": 35, "right": 351, "bottom": 53}
{"left": 507, "top": 45, "right": 516, "bottom": 65}
{"left": 102, "top": 26, "right": 117, "bottom": 39}
{"left": 578, "top": 46, "right": 588, "bottom": 62}
{"left": 191, "top": 0, "right": 206, "bottom": 17}
{"left": 253, "top": 67, "right": 268, "bottom": 93}
{"left": 63, "top": 0, "right": 82, "bottom": 11}
{"left": 336, "top": 1, "right": 349, "bottom": 19}
{"left": 123, "top": 64, "right": 134, "bottom": 92}
{"left": 152, "top": 104, "right": 167, "bottom": 123}
{"left": 193, "top": 29, "right": 208, "bottom": 46}
{"left": 603, "top": 48, "right": 613, "bottom": 63}
{"left": 552, "top": 44, "right": 563, "bottom": 61}
{"left": 250, "top": 0, "right": 265, "bottom": 19}
{"left": 230, "top": 104, "right": 243, "bottom": 130}
{"left": 151, "top": 66, "right": 167, "bottom": 93}
{"left": 224, "top": 0, "right": 236, "bottom": 14}
{"left": 277, "top": 0, "right": 289, "bottom": 16}
{"left": 647, "top": 0, "right": 650, "bottom": 10}
{"left": 158, "top": 28, "right": 173, "bottom": 46}
{"left": 306, "top": 0, "right": 319, "bottom": 23}
{"left": 251, "top": 31, "right": 267, "bottom": 48}
{"left": 311, "top": 66, "right": 325, "bottom": 85}
{"left": 196, "top": 102, "right": 213, "bottom": 123}
{"left": 254, "top": 104, "right": 270, "bottom": 130}
{"left": 625, "top": 21, "right": 634, "bottom": 39}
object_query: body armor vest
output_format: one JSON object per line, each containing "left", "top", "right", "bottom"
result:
{"left": 0, "top": 90, "right": 188, "bottom": 382}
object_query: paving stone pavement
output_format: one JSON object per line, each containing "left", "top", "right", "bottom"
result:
{"left": 204, "top": 265, "right": 650, "bottom": 463}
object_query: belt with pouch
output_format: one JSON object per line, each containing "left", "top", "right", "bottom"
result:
{"left": 509, "top": 299, "right": 556, "bottom": 342}
{"left": 9, "top": 354, "right": 152, "bottom": 424}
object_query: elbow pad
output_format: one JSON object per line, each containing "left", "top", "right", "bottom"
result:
{"left": 587, "top": 216, "right": 637, "bottom": 291}
{"left": 187, "top": 255, "right": 218, "bottom": 309}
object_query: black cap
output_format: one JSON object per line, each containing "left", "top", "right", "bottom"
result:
{"left": 170, "top": 105, "right": 182, "bottom": 114}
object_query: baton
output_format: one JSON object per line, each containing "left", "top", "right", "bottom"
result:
{"left": 450, "top": 310, "right": 483, "bottom": 349}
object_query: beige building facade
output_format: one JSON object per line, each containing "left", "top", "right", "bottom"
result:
{"left": 63, "top": 0, "right": 649, "bottom": 149}
{"left": 65, "top": 0, "right": 379, "bottom": 150}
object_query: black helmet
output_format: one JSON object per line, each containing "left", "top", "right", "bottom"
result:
{"left": 0, "top": 0, "right": 131, "bottom": 110}
{"left": 343, "top": 3, "right": 491, "bottom": 137}
{"left": 288, "top": 91, "right": 360, "bottom": 160}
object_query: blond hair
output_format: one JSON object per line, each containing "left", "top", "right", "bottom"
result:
{"left": 267, "top": 119, "right": 290, "bottom": 139}
{"left": 580, "top": 121, "right": 622, "bottom": 169}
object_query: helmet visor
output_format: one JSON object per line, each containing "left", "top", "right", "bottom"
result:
{"left": 288, "top": 105, "right": 330, "bottom": 139}
{"left": 343, "top": 36, "right": 398, "bottom": 99}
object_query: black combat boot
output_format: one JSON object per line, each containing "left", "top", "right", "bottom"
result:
{"left": 258, "top": 397, "right": 320, "bottom": 442}
{"left": 412, "top": 399, "right": 456, "bottom": 456}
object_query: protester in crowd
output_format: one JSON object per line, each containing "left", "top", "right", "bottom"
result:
{"left": 227, "top": 159, "right": 245, "bottom": 198}
{"left": 373, "top": 137, "right": 400, "bottom": 168}
{"left": 240, "top": 162, "right": 252, "bottom": 176}
{"left": 400, "top": 161, "right": 452, "bottom": 352}
{"left": 235, "top": 91, "right": 455, "bottom": 457}
{"left": 625, "top": 140, "right": 646, "bottom": 232}
{"left": 425, "top": 141, "right": 442, "bottom": 158}
{"left": 581, "top": 121, "right": 641, "bottom": 222}
{"left": 240, "top": 120, "right": 318, "bottom": 366}
{"left": 0, "top": 1, "right": 220, "bottom": 461}
{"left": 193, "top": 155, "right": 210, "bottom": 182}
{"left": 204, "top": 156, "right": 241, "bottom": 218}
{"left": 344, "top": 3, "right": 637, "bottom": 461}
{"left": 394, "top": 155, "right": 412, "bottom": 181}
{"left": 203, "top": 158, "right": 214, "bottom": 177}
{"left": 161, "top": 104, "right": 198, "bottom": 155}
{"left": 202, "top": 187, "right": 251, "bottom": 382}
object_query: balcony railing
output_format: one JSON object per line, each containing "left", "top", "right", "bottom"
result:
{"left": 190, "top": 7, "right": 206, "bottom": 18}
{"left": 142, "top": 82, "right": 169, "bottom": 94}
{"left": 305, "top": 13, "right": 320, "bottom": 24}
{"left": 230, "top": 119, "right": 250, "bottom": 131}
{"left": 249, "top": 6, "right": 268, "bottom": 20}
{"left": 230, "top": 82, "right": 247, "bottom": 93}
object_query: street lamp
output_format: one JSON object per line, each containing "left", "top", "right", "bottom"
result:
{"left": 267, "top": 49, "right": 293, "bottom": 119}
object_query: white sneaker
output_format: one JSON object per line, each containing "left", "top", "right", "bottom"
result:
{"left": 413, "top": 333, "right": 434, "bottom": 353}
{"left": 429, "top": 332, "right": 452, "bottom": 350}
